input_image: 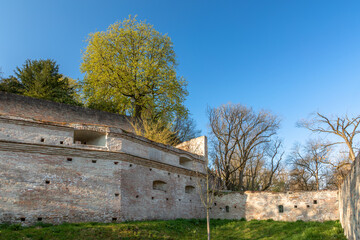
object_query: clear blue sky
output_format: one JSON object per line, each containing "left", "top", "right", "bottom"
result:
{"left": 1, "top": 0, "right": 360, "bottom": 152}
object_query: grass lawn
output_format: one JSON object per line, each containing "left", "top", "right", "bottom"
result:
{"left": 0, "top": 219, "right": 346, "bottom": 240}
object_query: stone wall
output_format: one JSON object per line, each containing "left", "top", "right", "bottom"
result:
{"left": 339, "top": 155, "right": 360, "bottom": 240}
{"left": 212, "top": 190, "right": 339, "bottom": 222}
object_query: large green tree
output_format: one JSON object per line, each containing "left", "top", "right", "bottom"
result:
{"left": 81, "top": 16, "right": 188, "bottom": 121}
{"left": 0, "top": 59, "right": 79, "bottom": 105}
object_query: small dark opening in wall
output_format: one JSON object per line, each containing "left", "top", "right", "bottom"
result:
{"left": 136, "top": 195, "right": 139, "bottom": 198}
{"left": 112, "top": 218, "right": 117, "bottom": 222}
{"left": 313, "top": 200, "right": 317, "bottom": 204}
{"left": 307, "top": 205, "right": 310, "bottom": 208}
{"left": 294, "top": 205, "right": 297, "bottom": 208}
{"left": 149, "top": 168, "right": 152, "bottom": 171}
{"left": 67, "top": 158, "right": 72, "bottom": 162}
{"left": 45, "top": 180, "right": 50, "bottom": 184}
{"left": 92, "top": 160, "right": 97, "bottom": 163}
{"left": 20, "top": 217, "right": 25, "bottom": 222}
{"left": 179, "top": 199, "right": 181, "bottom": 201}
{"left": 278, "top": 205, "right": 284, "bottom": 213}
{"left": 190, "top": 177, "right": 192, "bottom": 180}
{"left": 114, "top": 162, "right": 119, "bottom": 165}
{"left": 214, "top": 203, "right": 217, "bottom": 206}
{"left": 166, "top": 198, "right": 169, "bottom": 201}
{"left": 234, "top": 206, "right": 237, "bottom": 208}
{"left": 129, "top": 164, "right": 132, "bottom": 167}
{"left": 178, "top": 175, "right": 180, "bottom": 178}
{"left": 152, "top": 197, "right": 154, "bottom": 200}
{"left": 190, "top": 200, "right": 192, "bottom": 202}
{"left": 226, "top": 206, "right": 230, "bottom": 213}
{"left": 37, "top": 217, "right": 42, "bottom": 221}
{"left": 115, "top": 193, "right": 119, "bottom": 197}
{"left": 40, "top": 138, "right": 45, "bottom": 142}
{"left": 60, "top": 141, "right": 64, "bottom": 144}
{"left": 168, "top": 173, "right": 170, "bottom": 175}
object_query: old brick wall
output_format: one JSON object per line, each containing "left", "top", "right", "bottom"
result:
{"left": 212, "top": 190, "right": 339, "bottom": 221}
{"left": 0, "top": 116, "right": 206, "bottom": 225}
{"left": 339, "top": 155, "right": 360, "bottom": 240}
{"left": 0, "top": 91, "right": 133, "bottom": 131}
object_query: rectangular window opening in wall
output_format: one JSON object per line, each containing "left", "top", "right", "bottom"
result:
{"left": 153, "top": 180, "right": 167, "bottom": 192}
{"left": 278, "top": 205, "right": 284, "bottom": 213}
{"left": 179, "top": 156, "right": 192, "bottom": 168}
{"left": 20, "top": 217, "right": 25, "bottom": 222}
{"left": 185, "top": 185, "right": 195, "bottom": 194}
{"left": 112, "top": 218, "right": 117, "bottom": 222}
{"left": 60, "top": 141, "right": 64, "bottom": 144}
{"left": 74, "top": 130, "right": 106, "bottom": 146}
{"left": 92, "top": 160, "right": 97, "bottom": 163}
{"left": 226, "top": 206, "right": 230, "bottom": 213}
{"left": 67, "top": 158, "right": 72, "bottom": 162}
{"left": 45, "top": 180, "right": 50, "bottom": 184}
{"left": 37, "top": 217, "right": 42, "bottom": 221}
{"left": 115, "top": 193, "right": 119, "bottom": 197}
{"left": 40, "top": 138, "right": 45, "bottom": 142}
{"left": 313, "top": 200, "right": 317, "bottom": 204}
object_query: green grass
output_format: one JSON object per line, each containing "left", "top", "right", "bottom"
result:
{"left": 0, "top": 219, "right": 346, "bottom": 240}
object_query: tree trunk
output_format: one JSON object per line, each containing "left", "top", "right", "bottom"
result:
{"left": 207, "top": 208, "right": 210, "bottom": 240}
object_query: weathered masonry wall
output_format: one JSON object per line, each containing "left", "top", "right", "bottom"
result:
{"left": 212, "top": 190, "right": 339, "bottom": 221}
{"left": 0, "top": 98, "right": 207, "bottom": 225}
{"left": 0, "top": 141, "right": 205, "bottom": 225}
{"left": 339, "top": 155, "right": 360, "bottom": 240}
{"left": 0, "top": 91, "right": 133, "bottom": 132}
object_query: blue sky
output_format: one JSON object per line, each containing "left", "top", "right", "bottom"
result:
{"left": 1, "top": 0, "right": 360, "bottom": 152}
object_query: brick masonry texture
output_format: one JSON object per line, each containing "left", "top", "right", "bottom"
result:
{"left": 339, "top": 155, "right": 360, "bottom": 240}
{"left": 0, "top": 91, "right": 133, "bottom": 132}
{"left": 211, "top": 190, "right": 339, "bottom": 221}
{"left": 0, "top": 92, "right": 345, "bottom": 230}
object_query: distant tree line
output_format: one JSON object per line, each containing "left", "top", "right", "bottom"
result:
{"left": 208, "top": 103, "right": 356, "bottom": 192}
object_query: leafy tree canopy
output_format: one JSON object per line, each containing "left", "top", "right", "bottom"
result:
{"left": 0, "top": 59, "right": 80, "bottom": 105}
{"left": 81, "top": 16, "right": 188, "bottom": 122}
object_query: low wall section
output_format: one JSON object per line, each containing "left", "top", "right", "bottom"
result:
{"left": 212, "top": 190, "right": 339, "bottom": 222}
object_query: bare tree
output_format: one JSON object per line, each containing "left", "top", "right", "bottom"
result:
{"left": 299, "top": 113, "right": 360, "bottom": 161}
{"left": 172, "top": 115, "right": 201, "bottom": 144}
{"left": 243, "top": 140, "right": 284, "bottom": 191}
{"left": 288, "top": 139, "right": 332, "bottom": 190}
{"left": 208, "top": 103, "right": 280, "bottom": 191}
{"left": 194, "top": 167, "right": 217, "bottom": 240}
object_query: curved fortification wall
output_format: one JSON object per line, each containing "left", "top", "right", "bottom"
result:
{"left": 339, "top": 155, "right": 360, "bottom": 240}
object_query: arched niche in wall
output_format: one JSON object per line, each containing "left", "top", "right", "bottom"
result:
{"left": 179, "top": 155, "right": 192, "bottom": 168}
{"left": 153, "top": 180, "right": 167, "bottom": 192}
{"left": 185, "top": 185, "right": 195, "bottom": 194}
